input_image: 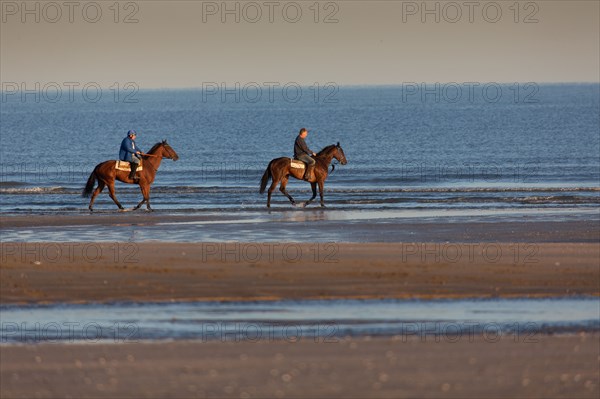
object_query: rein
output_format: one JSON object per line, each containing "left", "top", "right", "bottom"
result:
{"left": 330, "top": 161, "right": 337, "bottom": 174}
{"left": 140, "top": 152, "right": 164, "bottom": 173}
{"left": 315, "top": 147, "right": 340, "bottom": 175}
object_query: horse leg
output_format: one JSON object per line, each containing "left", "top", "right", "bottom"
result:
{"left": 267, "top": 179, "right": 278, "bottom": 208}
{"left": 88, "top": 181, "right": 105, "bottom": 211}
{"left": 141, "top": 184, "right": 152, "bottom": 211}
{"left": 318, "top": 180, "right": 325, "bottom": 207}
{"left": 133, "top": 199, "right": 145, "bottom": 210}
{"left": 133, "top": 184, "right": 146, "bottom": 210}
{"left": 107, "top": 182, "right": 124, "bottom": 210}
{"left": 305, "top": 182, "right": 317, "bottom": 206}
{"left": 279, "top": 176, "right": 295, "bottom": 205}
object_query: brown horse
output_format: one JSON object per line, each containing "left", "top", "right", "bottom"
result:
{"left": 259, "top": 142, "right": 347, "bottom": 207}
{"left": 82, "top": 140, "right": 179, "bottom": 211}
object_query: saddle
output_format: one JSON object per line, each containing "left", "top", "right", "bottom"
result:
{"left": 290, "top": 158, "right": 306, "bottom": 170}
{"left": 290, "top": 158, "right": 316, "bottom": 181}
{"left": 115, "top": 160, "right": 143, "bottom": 172}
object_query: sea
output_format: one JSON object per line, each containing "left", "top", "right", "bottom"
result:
{"left": 1, "top": 84, "right": 599, "bottom": 342}
{"left": 0, "top": 83, "right": 599, "bottom": 214}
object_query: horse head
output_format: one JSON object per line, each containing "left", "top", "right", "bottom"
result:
{"left": 159, "top": 139, "right": 179, "bottom": 161}
{"left": 334, "top": 142, "right": 347, "bottom": 165}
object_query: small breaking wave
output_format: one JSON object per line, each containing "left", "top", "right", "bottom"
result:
{"left": 0, "top": 186, "right": 67, "bottom": 194}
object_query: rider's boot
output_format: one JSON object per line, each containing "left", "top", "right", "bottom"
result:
{"left": 129, "top": 162, "right": 139, "bottom": 182}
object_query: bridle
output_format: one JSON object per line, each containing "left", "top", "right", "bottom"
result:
{"left": 330, "top": 146, "right": 345, "bottom": 174}
{"left": 142, "top": 144, "right": 175, "bottom": 172}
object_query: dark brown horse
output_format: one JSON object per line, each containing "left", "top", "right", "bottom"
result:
{"left": 259, "top": 143, "right": 347, "bottom": 207}
{"left": 82, "top": 140, "right": 179, "bottom": 211}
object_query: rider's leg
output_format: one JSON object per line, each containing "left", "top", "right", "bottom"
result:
{"left": 128, "top": 156, "right": 140, "bottom": 180}
{"left": 298, "top": 154, "right": 316, "bottom": 181}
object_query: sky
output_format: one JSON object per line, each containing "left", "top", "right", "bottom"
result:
{"left": 1, "top": 0, "right": 599, "bottom": 88}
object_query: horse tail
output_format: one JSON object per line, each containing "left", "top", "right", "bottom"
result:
{"left": 259, "top": 161, "right": 273, "bottom": 194}
{"left": 82, "top": 168, "right": 97, "bottom": 198}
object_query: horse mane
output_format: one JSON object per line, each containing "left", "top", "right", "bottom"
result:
{"left": 146, "top": 142, "right": 164, "bottom": 155}
{"left": 316, "top": 144, "right": 337, "bottom": 157}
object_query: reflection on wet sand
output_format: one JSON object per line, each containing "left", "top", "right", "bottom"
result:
{"left": 0, "top": 208, "right": 598, "bottom": 243}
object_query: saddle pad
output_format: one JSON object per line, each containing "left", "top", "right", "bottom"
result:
{"left": 116, "top": 160, "right": 143, "bottom": 172}
{"left": 290, "top": 159, "right": 305, "bottom": 169}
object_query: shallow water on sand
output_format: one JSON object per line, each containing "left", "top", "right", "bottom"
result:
{"left": 1, "top": 297, "right": 598, "bottom": 344}
{"left": 0, "top": 207, "right": 597, "bottom": 242}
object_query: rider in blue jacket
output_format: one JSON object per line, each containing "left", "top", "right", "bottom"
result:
{"left": 119, "top": 130, "right": 143, "bottom": 181}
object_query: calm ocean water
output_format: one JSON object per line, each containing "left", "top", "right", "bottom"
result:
{"left": 1, "top": 84, "right": 599, "bottom": 214}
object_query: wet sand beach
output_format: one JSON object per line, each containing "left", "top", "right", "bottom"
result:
{"left": 1, "top": 214, "right": 599, "bottom": 399}
{"left": 1, "top": 242, "right": 599, "bottom": 304}
{"left": 1, "top": 334, "right": 599, "bottom": 398}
